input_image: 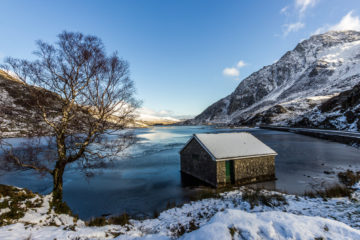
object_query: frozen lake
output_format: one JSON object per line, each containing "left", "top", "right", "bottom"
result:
{"left": 1, "top": 126, "right": 360, "bottom": 219}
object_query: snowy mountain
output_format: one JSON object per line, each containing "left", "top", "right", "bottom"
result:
{"left": 188, "top": 31, "right": 360, "bottom": 131}
{"left": 135, "top": 108, "right": 180, "bottom": 126}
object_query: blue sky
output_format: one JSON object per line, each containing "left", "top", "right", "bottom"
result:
{"left": 1, "top": 0, "right": 360, "bottom": 118}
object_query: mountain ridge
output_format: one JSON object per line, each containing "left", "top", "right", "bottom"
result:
{"left": 187, "top": 30, "right": 360, "bottom": 131}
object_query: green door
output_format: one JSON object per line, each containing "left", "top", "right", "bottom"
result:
{"left": 225, "top": 161, "right": 231, "bottom": 183}
{"left": 225, "top": 161, "right": 235, "bottom": 184}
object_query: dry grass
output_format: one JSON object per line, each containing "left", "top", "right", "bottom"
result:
{"left": 242, "top": 189, "right": 287, "bottom": 209}
{"left": 169, "top": 219, "right": 200, "bottom": 237}
{"left": 304, "top": 184, "right": 352, "bottom": 199}
{"left": 304, "top": 170, "right": 359, "bottom": 199}
{"left": 0, "top": 70, "right": 23, "bottom": 84}
{"left": 87, "top": 213, "right": 131, "bottom": 227}
{"left": 337, "top": 170, "right": 360, "bottom": 187}
{"left": 0, "top": 184, "right": 42, "bottom": 226}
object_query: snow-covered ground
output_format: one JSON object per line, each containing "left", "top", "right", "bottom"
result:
{"left": 182, "top": 210, "right": 360, "bottom": 240}
{"left": 1, "top": 183, "right": 360, "bottom": 240}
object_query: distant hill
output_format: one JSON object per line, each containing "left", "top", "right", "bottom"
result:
{"left": 186, "top": 31, "right": 360, "bottom": 131}
{"left": 0, "top": 70, "right": 178, "bottom": 137}
{"left": 134, "top": 108, "right": 180, "bottom": 127}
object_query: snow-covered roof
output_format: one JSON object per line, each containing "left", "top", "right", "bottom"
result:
{"left": 185, "top": 132, "right": 277, "bottom": 161}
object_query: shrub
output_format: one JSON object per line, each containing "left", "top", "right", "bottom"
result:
{"left": 86, "top": 213, "right": 131, "bottom": 227}
{"left": 188, "top": 219, "right": 199, "bottom": 232}
{"left": 319, "top": 184, "right": 352, "bottom": 199}
{"left": 338, "top": 170, "right": 360, "bottom": 187}
{"left": 170, "top": 221, "right": 199, "bottom": 237}
{"left": 304, "top": 191, "right": 317, "bottom": 198}
{"left": 87, "top": 217, "right": 107, "bottom": 227}
{"left": 25, "top": 198, "right": 43, "bottom": 209}
{"left": 108, "top": 213, "right": 130, "bottom": 226}
{"left": 0, "top": 184, "right": 40, "bottom": 226}
{"left": 50, "top": 199, "right": 72, "bottom": 216}
{"left": 304, "top": 184, "right": 352, "bottom": 199}
{"left": 171, "top": 223, "right": 186, "bottom": 237}
{"left": 189, "top": 186, "right": 235, "bottom": 202}
{"left": 242, "top": 189, "right": 287, "bottom": 209}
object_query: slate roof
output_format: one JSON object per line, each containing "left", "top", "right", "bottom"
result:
{"left": 182, "top": 132, "right": 277, "bottom": 161}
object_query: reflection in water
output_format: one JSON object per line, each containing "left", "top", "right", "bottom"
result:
{"left": 180, "top": 172, "right": 212, "bottom": 188}
{"left": 0, "top": 126, "right": 359, "bottom": 219}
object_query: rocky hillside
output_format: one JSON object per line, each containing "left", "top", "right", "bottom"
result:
{"left": 0, "top": 70, "right": 63, "bottom": 137}
{"left": 293, "top": 82, "right": 360, "bottom": 131}
{"left": 0, "top": 70, "right": 175, "bottom": 137}
{"left": 188, "top": 31, "right": 360, "bottom": 131}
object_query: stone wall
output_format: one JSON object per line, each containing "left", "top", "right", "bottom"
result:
{"left": 181, "top": 138, "right": 276, "bottom": 187}
{"left": 180, "top": 138, "right": 217, "bottom": 186}
{"left": 216, "top": 161, "right": 227, "bottom": 185}
{"left": 234, "top": 155, "right": 276, "bottom": 184}
{"left": 217, "top": 155, "right": 276, "bottom": 186}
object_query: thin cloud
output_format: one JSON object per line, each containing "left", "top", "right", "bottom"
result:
{"left": 295, "top": 0, "right": 318, "bottom": 14}
{"left": 237, "top": 60, "right": 246, "bottom": 68}
{"left": 280, "top": 0, "right": 318, "bottom": 37}
{"left": 223, "top": 67, "right": 239, "bottom": 77}
{"left": 283, "top": 22, "right": 305, "bottom": 36}
{"left": 330, "top": 11, "right": 360, "bottom": 31}
{"left": 313, "top": 11, "right": 360, "bottom": 35}
{"left": 280, "top": 6, "right": 289, "bottom": 15}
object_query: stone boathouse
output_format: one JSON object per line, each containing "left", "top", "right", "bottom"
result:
{"left": 180, "top": 132, "right": 277, "bottom": 187}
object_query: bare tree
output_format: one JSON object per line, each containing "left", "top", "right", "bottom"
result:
{"left": 0, "top": 31, "right": 139, "bottom": 212}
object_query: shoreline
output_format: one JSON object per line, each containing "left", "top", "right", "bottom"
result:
{"left": 260, "top": 125, "right": 360, "bottom": 146}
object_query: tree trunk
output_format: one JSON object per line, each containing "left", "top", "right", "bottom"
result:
{"left": 52, "top": 165, "right": 64, "bottom": 202}
{"left": 51, "top": 163, "right": 70, "bottom": 214}
{"left": 52, "top": 133, "right": 67, "bottom": 212}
